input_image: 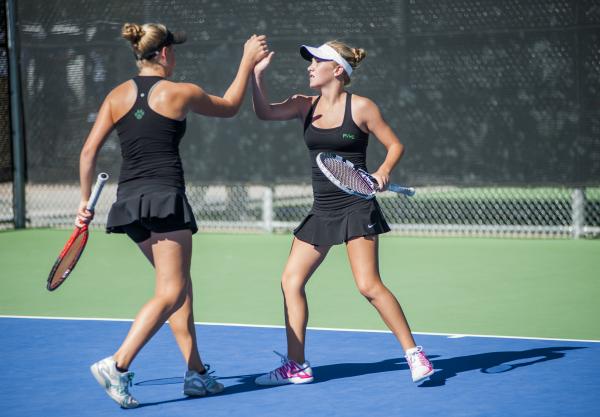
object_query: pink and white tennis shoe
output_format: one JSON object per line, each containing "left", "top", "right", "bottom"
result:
{"left": 405, "top": 346, "right": 434, "bottom": 382}
{"left": 255, "top": 351, "right": 314, "bottom": 385}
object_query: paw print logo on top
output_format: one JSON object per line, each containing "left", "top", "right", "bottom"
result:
{"left": 134, "top": 109, "right": 145, "bottom": 120}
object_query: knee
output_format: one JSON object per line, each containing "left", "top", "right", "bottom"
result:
{"left": 156, "top": 286, "right": 187, "bottom": 311}
{"left": 356, "top": 278, "right": 385, "bottom": 301}
{"left": 281, "top": 274, "right": 306, "bottom": 298}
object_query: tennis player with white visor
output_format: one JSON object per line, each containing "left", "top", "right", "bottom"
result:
{"left": 251, "top": 40, "right": 435, "bottom": 385}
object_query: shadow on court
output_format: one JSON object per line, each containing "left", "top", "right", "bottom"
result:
{"left": 134, "top": 346, "right": 583, "bottom": 406}
{"left": 135, "top": 374, "right": 283, "bottom": 407}
{"left": 421, "top": 346, "right": 585, "bottom": 387}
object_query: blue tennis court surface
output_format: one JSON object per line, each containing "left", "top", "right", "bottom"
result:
{"left": 1, "top": 317, "right": 597, "bottom": 417}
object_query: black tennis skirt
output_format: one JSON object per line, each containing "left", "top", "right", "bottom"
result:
{"left": 294, "top": 198, "right": 390, "bottom": 246}
{"left": 106, "top": 182, "right": 198, "bottom": 235}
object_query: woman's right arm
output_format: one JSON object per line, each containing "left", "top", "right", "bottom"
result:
{"left": 185, "top": 35, "right": 268, "bottom": 118}
{"left": 251, "top": 52, "right": 311, "bottom": 121}
{"left": 77, "top": 95, "right": 115, "bottom": 226}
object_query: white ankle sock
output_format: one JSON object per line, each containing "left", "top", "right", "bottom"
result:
{"left": 405, "top": 346, "right": 420, "bottom": 355}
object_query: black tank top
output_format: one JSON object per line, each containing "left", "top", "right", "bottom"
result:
{"left": 304, "top": 93, "right": 370, "bottom": 211}
{"left": 115, "top": 76, "right": 187, "bottom": 190}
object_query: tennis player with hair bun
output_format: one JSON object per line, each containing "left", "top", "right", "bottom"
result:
{"left": 77, "top": 22, "right": 269, "bottom": 408}
{"left": 251, "top": 40, "right": 434, "bottom": 385}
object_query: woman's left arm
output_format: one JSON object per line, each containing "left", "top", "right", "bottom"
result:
{"left": 356, "top": 97, "right": 405, "bottom": 190}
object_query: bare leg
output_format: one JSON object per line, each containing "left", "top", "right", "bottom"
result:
{"left": 346, "top": 235, "right": 417, "bottom": 350}
{"left": 135, "top": 231, "right": 206, "bottom": 372}
{"left": 112, "top": 229, "right": 193, "bottom": 370}
{"left": 281, "top": 238, "right": 330, "bottom": 364}
{"left": 167, "top": 280, "right": 205, "bottom": 372}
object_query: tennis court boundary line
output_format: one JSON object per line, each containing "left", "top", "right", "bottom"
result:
{"left": 1, "top": 314, "right": 599, "bottom": 343}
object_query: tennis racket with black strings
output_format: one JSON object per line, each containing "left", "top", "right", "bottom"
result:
{"left": 46, "top": 173, "right": 109, "bottom": 291}
{"left": 316, "top": 152, "right": 415, "bottom": 199}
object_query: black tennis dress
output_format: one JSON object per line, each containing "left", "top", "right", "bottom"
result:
{"left": 106, "top": 76, "right": 198, "bottom": 241}
{"left": 294, "top": 93, "right": 390, "bottom": 246}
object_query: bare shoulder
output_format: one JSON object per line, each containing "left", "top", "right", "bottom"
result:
{"left": 351, "top": 95, "right": 387, "bottom": 134}
{"left": 169, "top": 81, "right": 204, "bottom": 96}
{"left": 151, "top": 82, "right": 205, "bottom": 115}
{"left": 351, "top": 94, "right": 379, "bottom": 112}
{"left": 104, "top": 80, "right": 137, "bottom": 122}
{"left": 352, "top": 94, "right": 381, "bottom": 125}
{"left": 106, "top": 80, "right": 134, "bottom": 101}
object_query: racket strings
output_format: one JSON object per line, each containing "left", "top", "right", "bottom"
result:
{"left": 48, "top": 232, "right": 88, "bottom": 290}
{"left": 322, "top": 158, "right": 374, "bottom": 195}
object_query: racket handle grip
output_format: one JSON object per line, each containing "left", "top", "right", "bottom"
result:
{"left": 388, "top": 183, "right": 416, "bottom": 197}
{"left": 87, "top": 173, "right": 109, "bottom": 211}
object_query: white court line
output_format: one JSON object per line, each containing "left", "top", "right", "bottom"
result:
{"left": 1, "top": 314, "right": 599, "bottom": 344}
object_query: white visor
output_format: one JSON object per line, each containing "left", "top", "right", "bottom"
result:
{"left": 300, "top": 43, "right": 353, "bottom": 76}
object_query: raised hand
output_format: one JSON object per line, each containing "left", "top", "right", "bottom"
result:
{"left": 243, "top": 34, "right": 269, "bottom": 66}
{"left": 254, "top": 51, "right": 275, "bottom": 76}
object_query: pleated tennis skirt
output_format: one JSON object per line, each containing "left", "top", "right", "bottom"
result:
{"left": 106, "top": 182, "right": 198, "bottom": 235}
{"left": 294, "top": 198, "right": 390, "bottom": 246}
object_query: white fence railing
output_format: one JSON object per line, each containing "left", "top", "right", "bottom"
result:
{"left": 1, "top": 183, "right": 599, "bottom": 239}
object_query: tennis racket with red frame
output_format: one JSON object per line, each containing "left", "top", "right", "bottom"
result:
{"left": 46, "top": 173, "right": 109, "bottom": 291}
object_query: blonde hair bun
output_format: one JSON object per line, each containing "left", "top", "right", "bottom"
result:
{"left": 122, "top": 23, "right": 144, "bottom": 45}
{"left": 353, "top": 48, "right": 367, "bottom": 65}
{"left": 326, "top": 40, "right": 367, "bottom": 68}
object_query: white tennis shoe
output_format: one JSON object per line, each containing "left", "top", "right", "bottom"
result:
{"left": 405, "top": 346, "right": 434, "bottom": 382}
{"left": 90, "top": 356, "right": 139, "bottom": 409}
{"left": 255, "top": 351, "right": 314, "bottom": 385}
{"left": 183, "top": 365, "right": 224, "bottom": 396}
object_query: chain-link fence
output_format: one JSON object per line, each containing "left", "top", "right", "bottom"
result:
{"left": 21, "top": 183, "right": 600, "bottom": 239}
{"left": 4, "top": 0, "right": 600, "bottom": 238}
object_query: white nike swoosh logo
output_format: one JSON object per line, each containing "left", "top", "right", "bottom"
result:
{"left": 189, "top": 380, "right": 205, "bottom": 388}
{"left": 367, "top": 223, "right": 375, "bottom": 228}
{"left": 99, "top": 366, "right": 113, "bottom": 387}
